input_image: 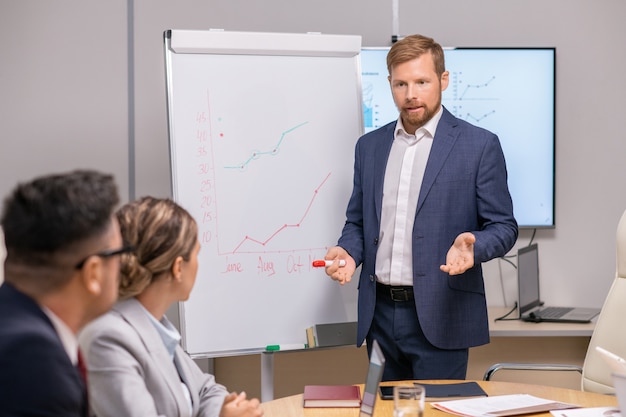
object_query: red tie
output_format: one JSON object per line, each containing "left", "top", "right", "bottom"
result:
{"left": 77, "top": 348, "right": 89, "bottom": 414}
{"left": 77, "top": 349, "right": 88, "bottom": 386}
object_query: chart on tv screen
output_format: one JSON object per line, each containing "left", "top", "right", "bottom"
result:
{"left": 360, "top": 47, "right": 555, "bottom": 228}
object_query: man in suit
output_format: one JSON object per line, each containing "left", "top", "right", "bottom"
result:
{"left": 323, "top": 34, "right": 518, "bottom": 380}
{"left": 0, "top": 170, "right": 123, "bottom": 416}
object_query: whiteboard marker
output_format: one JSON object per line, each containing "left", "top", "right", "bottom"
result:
{"left": 265, "top": 344, "right": 307, "bottom": 351}
{"left": 312, "top": 259, "right": 346, "bottom": 267}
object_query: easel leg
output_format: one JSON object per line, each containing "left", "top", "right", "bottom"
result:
{"left": 261, "top": 352, "right": 274, "bottom": 402}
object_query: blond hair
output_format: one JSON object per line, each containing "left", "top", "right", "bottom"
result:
{"left": 387, "top": 34, "right": 446, "bottom": 77}
{"left": 116, "top": 197, "right": 197, "bottom": 299}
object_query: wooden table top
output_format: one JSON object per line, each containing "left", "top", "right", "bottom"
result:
{"left": 260, "top": 380, "right": 619, "bottom": 416}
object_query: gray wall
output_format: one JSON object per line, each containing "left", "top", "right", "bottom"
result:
{"left": 2, "top": 0, "right": 625, "bottom": 311}
{"left": 0, "top": 1, "right": 129, "bottom": 201}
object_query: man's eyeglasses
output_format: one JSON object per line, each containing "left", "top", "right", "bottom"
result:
{"left": 74, "top": 245, "right": 134, "bottom": 269}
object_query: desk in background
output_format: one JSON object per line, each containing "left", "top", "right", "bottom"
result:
{"left": 214, "top": 307, "right": 597, "bottom": 400}
{"left": 260, "top": 380, "right": 618, "bottom": 416}
{"left": 487, "top": 307, "right": 595, "bottom": 337}
{"left": 467, "top": 307, "right": 595, "bottom": 389}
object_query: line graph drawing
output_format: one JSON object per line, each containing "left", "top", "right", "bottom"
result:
{"left": 444, "top": 73, "right": 498, "bottom": 126}
{"left": 446, "top": 72, "right": 497, "bottom": 102}
{"left": 218, "top": 172, "right": 333, "bottom": 255}
{"left": 223, "top": 121, "right": 309, "bottom": 171}
{"left": 463, "top": 109, "right": 496, "bottom": 123}
{"left": 204, "top": 88, "right": 344, "bottom": 257}
{"left": 457, "top": 75, "right": 496, "bottom": 100}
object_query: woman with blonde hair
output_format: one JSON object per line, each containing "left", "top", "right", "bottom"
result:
{"left": 79, "top": 196, "right": 263, "bottom": 417}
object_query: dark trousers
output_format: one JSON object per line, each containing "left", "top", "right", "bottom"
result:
{"left": 366, "top": 283, "right": 469, "bottom": 381}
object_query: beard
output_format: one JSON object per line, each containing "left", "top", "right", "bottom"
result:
{"left": 400, "top": 96, "right": 441, "bottom": 132}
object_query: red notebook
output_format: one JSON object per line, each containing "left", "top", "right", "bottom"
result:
{"left": 303, "top": 385, "right": 362, "bottom": 408}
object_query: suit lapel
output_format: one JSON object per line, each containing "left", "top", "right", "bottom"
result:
{"left": 416, "top": 108, "right": 458, "bottom": 213}
{"left": 115, "top": 299, "right": 190, "bottom": 416}
{"left": 373, "top": 124, "right": 395, "bottom": 222}
{"left": 173, "top": 350, "right": 199, "bottom": 415}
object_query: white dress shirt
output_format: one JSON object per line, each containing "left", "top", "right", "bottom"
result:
{"left": 41, "top": 305, "right": 79, "bottom": 365}
{"left": 375, "top": 107, "right": 443, "bottom": 286}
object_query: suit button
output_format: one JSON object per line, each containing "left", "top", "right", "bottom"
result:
{"left": 369, "top": 275, "right": 375, "bottom": 282}
{"left": 374, "top": 238, "right": 379, "bottom": 245}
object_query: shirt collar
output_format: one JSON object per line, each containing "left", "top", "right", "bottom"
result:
{"left": 138, "top": 303, "right": 181, "bottom": 360}
{"left": 41, "top": 305, "right": 79, "bottom": 365}
{"left": 394, "top": 105, "right": 444, "bottom": 140}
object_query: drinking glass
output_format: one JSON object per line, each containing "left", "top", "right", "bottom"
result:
{"left": 393, "top": 384, "right": 425, "bottom": 417}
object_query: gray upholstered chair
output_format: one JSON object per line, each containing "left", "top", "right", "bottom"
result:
{"left": 484, "top": 209, "right": 626, "bottom": 394}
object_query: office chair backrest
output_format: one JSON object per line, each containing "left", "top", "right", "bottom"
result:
{"left": 581, "top": 209, "right": 626, "bottom": 393}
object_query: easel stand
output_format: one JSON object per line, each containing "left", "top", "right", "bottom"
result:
{"left": 261, "top": 352, "right": 275, "bottom": 402}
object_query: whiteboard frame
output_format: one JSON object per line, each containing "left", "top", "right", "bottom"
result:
{"left": 168, "top": 29, "right": 361, "bottom": 57}
{"left": 164, "top": 29, "right": 363, "bottom": 358}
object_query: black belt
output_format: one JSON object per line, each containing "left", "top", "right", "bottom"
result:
{"left": 376, "top": 282, "right": 414, "bottom": 302}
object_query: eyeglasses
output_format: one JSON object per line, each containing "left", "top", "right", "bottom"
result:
{"left": 74, "top": 245, "right": 134, "bottom": 269}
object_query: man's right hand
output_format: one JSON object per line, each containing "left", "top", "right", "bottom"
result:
{"left": 323, "top": 246, "right": 356, "bottom": 286}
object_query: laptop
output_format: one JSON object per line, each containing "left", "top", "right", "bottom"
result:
{"left": 518, "top": 243, "right": 601, "bottom": 323}
{"left": 359, "top": 339, "right": 386, "bottom": 416}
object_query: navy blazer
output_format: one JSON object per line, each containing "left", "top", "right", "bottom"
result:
{"left": 338, "top": 107, "right": 518, "bottom": 350}
{"left": 0, "top": 282, "right": 88, "bottom": 417}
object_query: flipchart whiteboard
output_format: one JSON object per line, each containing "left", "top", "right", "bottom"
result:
{"left": 164, "top": 30, "right": 363, "bottom": 357}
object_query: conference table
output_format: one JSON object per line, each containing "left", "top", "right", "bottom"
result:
{"left": 260, "top": 380, "right": 619, "bottom": 416}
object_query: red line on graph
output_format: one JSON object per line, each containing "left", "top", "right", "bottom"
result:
{"left": 227, "top": 172, "right": 332, "bottom": 254}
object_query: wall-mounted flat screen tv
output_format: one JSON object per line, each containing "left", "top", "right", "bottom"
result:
{"left": 360, "top": 47, "right": 556, "bottom": 229}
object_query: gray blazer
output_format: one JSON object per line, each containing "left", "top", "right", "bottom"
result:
{"left": 78, "top": 298, "right": 228, "bottom": 417}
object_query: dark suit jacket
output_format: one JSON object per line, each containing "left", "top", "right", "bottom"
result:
{"left": 338, "top": 107, "right": 518, "bottom": 350}
{"left": 0, "top": 282, "right": 88, "bottom": 417}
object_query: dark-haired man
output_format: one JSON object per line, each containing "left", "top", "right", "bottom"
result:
{"left": 0, "top": 170, "right": 125, "bottom": 416}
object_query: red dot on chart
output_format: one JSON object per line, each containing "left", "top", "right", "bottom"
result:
{"left": 220, "top": 133, "right": 224, "bottom": 137}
